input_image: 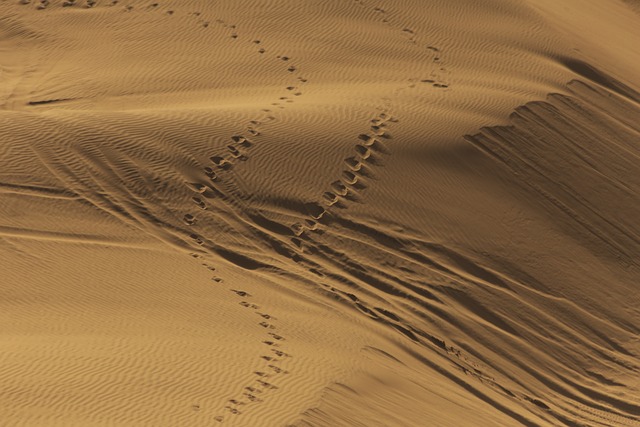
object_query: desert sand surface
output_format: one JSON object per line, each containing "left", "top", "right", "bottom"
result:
{"left": 1, "top": 0, "right": 639, "bottom": 426}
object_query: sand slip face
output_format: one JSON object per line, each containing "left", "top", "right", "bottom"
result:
{"left": 1, "top": 0, "right": 639, "bottom": 426}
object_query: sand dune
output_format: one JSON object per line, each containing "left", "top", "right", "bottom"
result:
{"left": 1, "top": 0, "right": 639, "bottom": 426}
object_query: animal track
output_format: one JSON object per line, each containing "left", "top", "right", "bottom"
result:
{"left": 183, "top": 214, "right": 197, "bottom": 226}
{"left": 240, "top": 301, "right": 259, "bottom": 309}
{"left": 18, "top": 2, "right": 454, "bottom": 422}
{"left": 354, "top": 0, "right": 451, "bottom": 90}
{"left": 214, "top": 286, "right": 291, "bottom": 421}
{"left": 259, "top": 321, "right": 275, "bottom": 329}
{"left": 191, "top": 196, "right": 207, "bottom": 210}
{"left": 293, "top": 111, "right": 396, "bottom": 233}
{"left": 200, "top": 24, "right": 309, "bottom": 176}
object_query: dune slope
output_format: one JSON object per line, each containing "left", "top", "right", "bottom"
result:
{"left": 1, "top": 0, "right": 639, "bottom": 426}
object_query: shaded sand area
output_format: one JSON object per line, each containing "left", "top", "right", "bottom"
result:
{"left": 1, "top": 0, "right": 639, "bottom": 425}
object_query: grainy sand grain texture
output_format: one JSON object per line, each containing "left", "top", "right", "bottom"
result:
{"left": 1, "top": 0, "right": 639, "bottom": 426}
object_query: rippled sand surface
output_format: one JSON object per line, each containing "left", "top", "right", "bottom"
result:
{"left": 1, "top": 1, "right": 639, "bottom": 426}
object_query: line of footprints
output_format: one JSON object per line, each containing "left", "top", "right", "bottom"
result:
{"left": 353, "top": 0, "right": 450, "bottom": 90}
{"left": 20, "top": 0, "right": 129, "bottom": 9}
{"left": 20, "top": 1, "right": 213, "bottom": 13}
{"left": 292, "top": 111, "right": 398, "bottom": 235}
{"left": 207, "top": 45, "right": 308, "bottom": 171}
{"left": 212, "top": 289, "right": 291, "bottom": 423}
{"left": 178, "top": 12, "right": 310, "bottom": 252}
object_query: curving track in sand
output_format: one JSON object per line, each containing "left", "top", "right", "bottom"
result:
{"left": 1, "top": 0, "right": 639, "bottom": 426}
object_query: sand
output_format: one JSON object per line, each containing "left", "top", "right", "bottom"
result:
{"left": 1, "top": 0, "right": 639, "bottom": 426}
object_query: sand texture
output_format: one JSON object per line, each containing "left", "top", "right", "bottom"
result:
{"left": 1, "top": 0, "right": 639, "bottom": 426}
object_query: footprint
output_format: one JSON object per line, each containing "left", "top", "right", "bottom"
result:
{"left": 231, "top": 289, "right": 251, "bottom": 297}
{"left": 330, "top": 181, "right": 349, "bottom": 196}
{"left": 257, "top": 380, "right": 278, "bottom": 390}
{"left": 243, "top": 393, "right": 262, "bottom": 402}
{"left": 291, "top": 237, "right": 304, "bottom": 252}
{"left": 268, "top": 364, "right": 287, "bottom": 374}
{"left": 304, "top": 202, "right": 326, "bottom": 220}
{"left": 320, "top": 191, "right": 338, "bottom": 207}
{"left": 192, "top": 196, "right": 207, "bottom": 210}
{"left": 190, "top": 233, "right": 204, "bottom": 245}
{"left": 224, "top": 406, "right": 241, "bottom": 415}
{"left": 377, "top": 113, "right": 398, "bottom": 122}
{"left": 257, "top": 313, "right": 276, "bottom": 320}
{"left": 185, "top": 182, "right": 209, "bottom": 193}
{"left": 240, "top": 301, "right": 259, "bottom": 309}
{"left": 342, "top": 171, "right": 359, "bottom": 185}
{"left": 227, "top": 145, "right": 241, "bottom": 157}
{"left": 183, "top": 214, "right": 197, "bottom": 226}
{"left": 344, "top": 156, "right": 362, "bottom": 171}
{"left": 259, "top": 321, "right": 275, "bottom": 329}
{"left": 231, "top": 135, "right": 251, "bottom": 145}
{"left": 354, "top": 144, "right": 372, "bottom": 160}
{"left": 290, "top": 223, "right": 306, "bottom": 237}
{"left": 204, "top": 166, "right": 218, "bottom": 182}
{"left": 268, "top": 332, "right": 285, "bottom": 341}
{"left": 210, "top": 156, "right": 232, "bottom": 170}
{"left": 372, "top": 127, "right": 392, "bottom": 138}
{"left": 358, "top": 134, "right": 380, "bottom": 147}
